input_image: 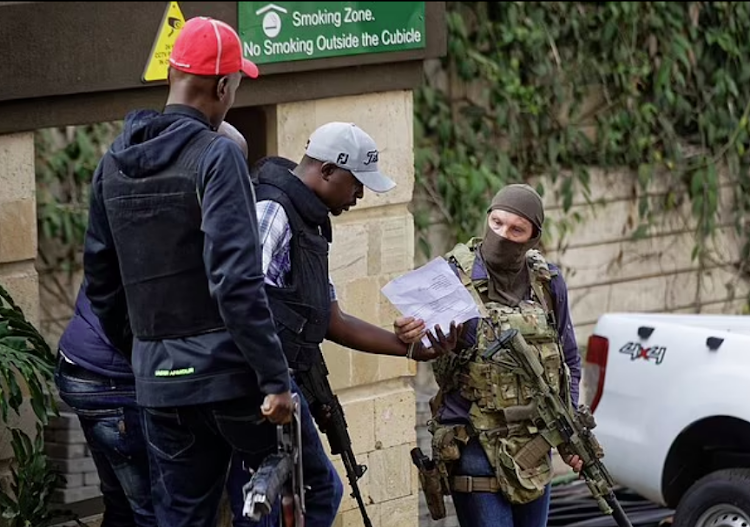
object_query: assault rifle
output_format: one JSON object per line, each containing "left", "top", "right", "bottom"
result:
{"left": 295, "top": 348, "right": 373, "bottom": 527}
{"left": 487, "top": 328, "right": 634, "bottom": 527}
{"left": 242, "top": 393, "right": 306, "bottom": 527}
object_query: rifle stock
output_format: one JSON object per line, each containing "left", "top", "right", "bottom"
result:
{"left": 242, "top": 393, "right": 306, "bottom": 526}
{"left": 295, "top": 350, "right": 373, "bottom": 527}
{"left": 488, "top": 328, "right": 634, "bottom": 527}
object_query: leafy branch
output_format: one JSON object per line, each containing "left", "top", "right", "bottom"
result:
{"left": 0, "top": 285, "right": 73, "bottom": 526}
{"left": 414, "top": 2, "right": 750, "bottom": 269}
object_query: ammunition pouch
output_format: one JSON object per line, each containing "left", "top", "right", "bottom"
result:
{"left": 475, "top": 425, "right": 553, "bottom": 504}
{"left": 426, "top": 420, "right": 472, "bottom": 493}
{"left": 430, "top": 422, "right": 470, "bottom": 463}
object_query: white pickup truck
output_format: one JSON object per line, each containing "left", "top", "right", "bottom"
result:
{"left": 584, "top": 313, "right": 750, "bottom": 527}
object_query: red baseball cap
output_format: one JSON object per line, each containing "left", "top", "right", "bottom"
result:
{"left": 168, "top": 16, "right": 259, "bottom": 79}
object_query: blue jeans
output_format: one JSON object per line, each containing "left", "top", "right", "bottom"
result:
{"left": 451, "top": 438, "right": 551, "bottom": 527}
{"left": 54, "top": 354, "right": 156, "bottom": 527}
{"left": 225, "top": 379, "right": 344, "bottom": 527}
{"left": 142, "top": 389, "right": 298, "bottom": 527}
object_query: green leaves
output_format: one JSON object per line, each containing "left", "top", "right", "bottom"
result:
{"left": 414, "top": 1, "right": 750, "bottom": 263}
{"left": 35, "top": 122, "right": 122, "bottom": 276}
{"left": 0, "top": 285, "right": 65, "bottom": 526}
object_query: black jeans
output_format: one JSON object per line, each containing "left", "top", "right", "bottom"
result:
{"left": 142, "top": 395, "right": 278, "bottom": 527}
{"left": 54, "top": 354, "right": 156, "bottom": 527}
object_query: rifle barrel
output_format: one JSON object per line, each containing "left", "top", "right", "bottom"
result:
{"left": 607, "top": 491, "right": 635, "bottom": 527}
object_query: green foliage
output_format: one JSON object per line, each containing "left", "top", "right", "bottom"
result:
{"left": 35, "top": 123, "right": 122, "bottom": 275}
{"left": 0, "top": 426, "right": 69, "bottom": 527}
{"left": 415, "top": 2, "right": 750, "bottom": 260}
{"left": 0, "top": 285, "right": 72, "bottom": 526}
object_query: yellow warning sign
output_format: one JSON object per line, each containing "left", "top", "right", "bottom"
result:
{"left": 141, "top": 1, "right": 186, "bottom": 83}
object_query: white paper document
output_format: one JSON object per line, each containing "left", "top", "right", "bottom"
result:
{"left": 381, "top": 257, "right": 482, "bottom": 347}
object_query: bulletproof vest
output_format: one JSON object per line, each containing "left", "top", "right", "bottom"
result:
{"left": 254, "top": 169, "right": 332, "bottom": 372}
{"left": 100, "top": 130, "right": 226, "bottom": 340}
{"left": 432, "top": 238, "right": 572, "bottom": 505}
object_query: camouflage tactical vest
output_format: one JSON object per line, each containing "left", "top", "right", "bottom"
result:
{"left": 430, "top": 238, "right": 572, "bottom": 505}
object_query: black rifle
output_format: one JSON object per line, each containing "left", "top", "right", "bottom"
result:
{"left": 488, "top": 328, "right": 634, "bottom": 527}
{"left": 295, "top": 348, "right": 373, "bottom": 527}
{"left": 242, "top": 393, "right": 306, "bottom": 527}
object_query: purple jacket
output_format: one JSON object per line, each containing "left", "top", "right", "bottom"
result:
{"left": 439, "top": 252, "right": 581, "bottom": 423}
{"left": 58, "top": 282, "right": 134, "bottom": 380}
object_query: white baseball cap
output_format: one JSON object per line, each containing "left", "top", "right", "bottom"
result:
{"left": 304, "top": 122, "right": 396, "bottom": 193}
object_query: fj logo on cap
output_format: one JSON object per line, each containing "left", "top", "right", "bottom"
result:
{"left": 337, "top": 153, "right": 349, "bottom": 164}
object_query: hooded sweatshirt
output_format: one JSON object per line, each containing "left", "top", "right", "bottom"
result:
{"left": 84, "top": 105, "right": 290, "bottom": 408}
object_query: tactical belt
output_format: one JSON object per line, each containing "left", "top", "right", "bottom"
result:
{"left": 451, "top": 475, "right": 501, "bottom": 493}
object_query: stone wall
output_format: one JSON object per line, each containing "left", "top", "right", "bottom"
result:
{"left": 0, "top": 133, "right": 39, "bottom": 324}
{"left": 268, "top": 90, "right": 420, "bottom": 527}
{"left": 0, "top": 132, "right": 41, "bottom": 466}
{"left": 542, "top": 167, "right": 748, "bottom": 344}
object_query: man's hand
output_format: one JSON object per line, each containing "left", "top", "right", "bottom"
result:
{"left": 563, "top": 453, "right": 584, "bottom": 474}
{"left": 261, "top": 391, "right": 294, "bottom": 424}
{"left": 410, "top": 322, "right": 464, "bottom": 361}
{"left": 394, "top": 316, "right": 426, "bottom": 344}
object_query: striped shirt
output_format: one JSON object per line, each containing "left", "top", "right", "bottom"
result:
{"left": 256, "top": 200, "right": 337, "bottom": 301}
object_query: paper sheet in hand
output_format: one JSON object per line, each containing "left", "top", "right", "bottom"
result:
{"left": 381, "top": 257, "right": 482, "bottom": 347}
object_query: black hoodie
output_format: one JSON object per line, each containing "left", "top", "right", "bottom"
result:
{"left": 83, "top": 105, "right": 290, "bottom": 408}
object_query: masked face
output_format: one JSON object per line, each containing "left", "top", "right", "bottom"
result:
{"left": 487, "top": 210, "right": 534, "bottom": 244}
{"left": 482, "top": 212, "right": 537, "bottom": 273}
{"left": 480, "top": 210, "right": 540, "bottom": 305}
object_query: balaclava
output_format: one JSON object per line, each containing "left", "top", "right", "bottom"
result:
{"left": 479, "top": 184, "right": 544, "bottom": 306}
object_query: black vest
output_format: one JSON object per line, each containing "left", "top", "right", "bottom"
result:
{"left": 100, "top": 130, "right": 226, "bottom": 340}
{"left": 254, "top": 167, "right": 332, "bottom": 372}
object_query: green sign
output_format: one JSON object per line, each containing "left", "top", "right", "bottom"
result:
{"left": 238, "top": 2, "right": 426, "bottom": 65}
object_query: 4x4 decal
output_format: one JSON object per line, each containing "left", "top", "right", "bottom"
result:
{"left": 619, "top": 342, "right": 667, "bottom": 365}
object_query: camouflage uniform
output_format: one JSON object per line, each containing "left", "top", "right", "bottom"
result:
{"left": 428, "top": 238, "right": 573, "bottom": 505}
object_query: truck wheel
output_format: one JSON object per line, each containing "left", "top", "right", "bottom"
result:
{"left": 673, "top": 469, "right": 750, "bottom": 527}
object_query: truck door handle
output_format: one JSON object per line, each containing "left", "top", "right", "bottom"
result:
{"left": 638, "top": 326, "right": 654, "bottom": 339}
{"left": 706, "top": 337, "right": 724, "bottom": 351}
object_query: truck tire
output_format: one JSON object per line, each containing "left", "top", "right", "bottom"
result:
{"left": 673, "top": 469, "right": 750, "bottom": 527}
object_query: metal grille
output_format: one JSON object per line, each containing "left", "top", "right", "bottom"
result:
{"left": 549, "top": 480, "right": 674, "bottom": 527}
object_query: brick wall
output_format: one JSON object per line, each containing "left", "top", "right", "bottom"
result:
{"left": 45, "top": 410, "right": 102, "bottom": 505}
